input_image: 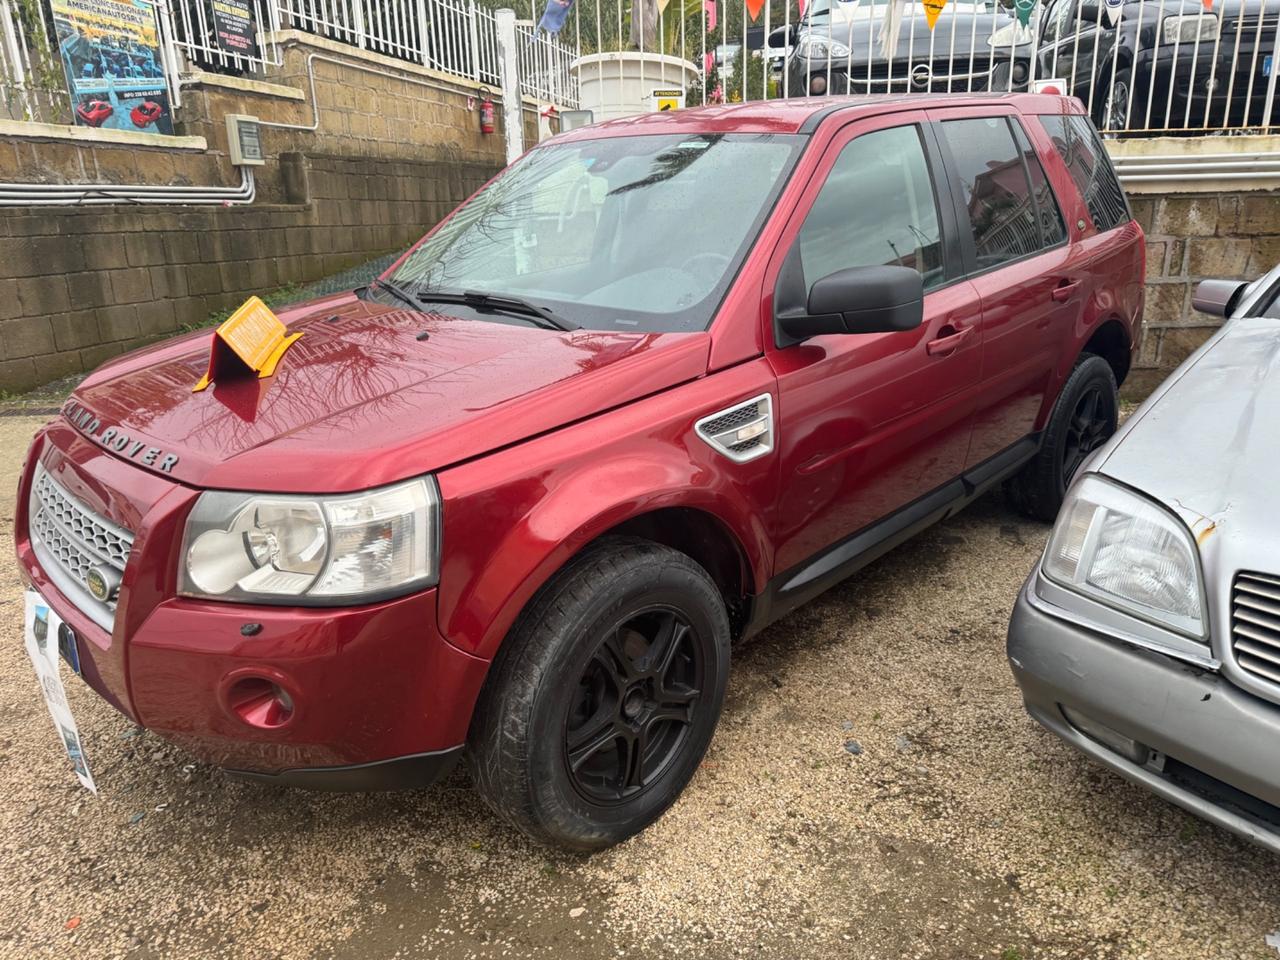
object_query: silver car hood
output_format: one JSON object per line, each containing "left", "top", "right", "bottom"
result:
{"left": 1095, "top": 314, "right": 1280, "bottom": 555}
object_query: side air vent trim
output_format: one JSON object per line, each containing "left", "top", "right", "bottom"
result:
{"left": 694, "top": 393, "right": 775, "bottom": 464}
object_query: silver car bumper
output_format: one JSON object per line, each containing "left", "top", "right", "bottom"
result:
{"left": 1008, "top": 575, "right": 1280, "bottom": 855}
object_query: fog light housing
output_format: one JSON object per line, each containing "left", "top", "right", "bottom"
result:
{"left": 224, "top": 674, "right": 296, "bottom": 729}
{"left": 1061, "top": 705, "right": 1150, "bottom": 765}
{"left": 809, "top": 74, "right": 827, "bottom": 95}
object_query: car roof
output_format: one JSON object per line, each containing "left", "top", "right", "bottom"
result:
{"left": 553, "top": 93, "right": 1083, "bottom": 142}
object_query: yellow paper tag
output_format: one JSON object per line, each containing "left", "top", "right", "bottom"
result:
{"left": 923, "top": 0, "right": 947, "bottom": 28}
{"left": 220, "top": 297, "right": 288, "bottom": 371}
{"left": 192, "top": 296, "right": 302, "bottom": 392}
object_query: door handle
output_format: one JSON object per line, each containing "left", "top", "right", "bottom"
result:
{"left": 1051, "top": 280, "right": 1081, "bottom": 303}
{"left": 925, "top": 325, "right": 973, "bottom": 357}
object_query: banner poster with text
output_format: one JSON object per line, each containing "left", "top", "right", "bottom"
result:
{"left": 213, "top": 0, "right": 258, "bottom": 57}
{"left": 50, "top": 0, "right": 175, "bottom": 135}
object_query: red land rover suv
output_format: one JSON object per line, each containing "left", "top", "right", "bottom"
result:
{"left": 16, "top": 94, "right": 1143, "bottom": 850}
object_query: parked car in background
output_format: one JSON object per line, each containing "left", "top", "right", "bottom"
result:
{"left": 1037, "top": 0, "right": 1280, "bottom": 133}
{"left": 774, "top": 0, "right": 1033, "bottom": 96}
{"left": 1008, "top": 262, "right": 1280, "bottom": 854}
{"left": 18, "top": 94, "right": 1141, "bottom": 851}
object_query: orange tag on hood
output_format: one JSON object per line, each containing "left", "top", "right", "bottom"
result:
{"left": 193, "top": 296, "right": 302, "bottom": 392}
{"left": 923, "top": 0, "right": 947, "bottom": 28}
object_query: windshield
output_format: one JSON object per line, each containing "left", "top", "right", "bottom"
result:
{"left": 386, "top": 133, "right": 802, "bottom": 333}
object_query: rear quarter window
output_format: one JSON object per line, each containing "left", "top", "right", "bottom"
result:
{"left": 1038, "top": 114, "right": 1131, "bottom": 233}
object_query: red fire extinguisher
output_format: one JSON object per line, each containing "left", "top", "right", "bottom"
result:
{"left": 479, "top": 89, "right": 495, "bottom": 135}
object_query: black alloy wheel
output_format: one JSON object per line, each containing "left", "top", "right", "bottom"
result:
{"left": 564, "top": 607, "right": 703, "bottom": 804}
{"left": 1062, "top": 383, "right": 1113, "bottom": 484}
{"left": 468, "top": 538, "right": 731, "bottom": 851}
{"left": 1007, "top": 352, "right": 1119, "bottom": 521}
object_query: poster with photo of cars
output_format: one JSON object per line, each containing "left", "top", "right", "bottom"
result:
{"left": 49, "top": 0, "right": 175, "bottom": 135}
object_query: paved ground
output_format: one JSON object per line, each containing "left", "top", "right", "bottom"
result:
{"left": 1, "top": 409, "right": 1277, "bottom": 960}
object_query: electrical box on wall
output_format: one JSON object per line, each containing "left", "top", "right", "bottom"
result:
{"left": 225, "top": 114, "right": 265, "bottom": 166}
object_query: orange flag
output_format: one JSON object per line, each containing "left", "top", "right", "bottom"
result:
{"left": 746, "top": 0, "right": 766, "bottom": 22}
{"left": 923, "top": 0, "right": 947, "bottom": 28}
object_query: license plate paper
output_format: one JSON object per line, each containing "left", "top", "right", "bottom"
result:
{"left": 24, "top": 590, "right": 97, "bottom": 793}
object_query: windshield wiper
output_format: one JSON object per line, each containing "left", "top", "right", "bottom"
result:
{"left": 368, "top": 277, "right": 424, "bottom": 313}
{"left": 416, "top": 289, "right": 578, "bottom": 332}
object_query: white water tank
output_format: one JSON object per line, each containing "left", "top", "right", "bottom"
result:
{"left": 570, "top": 51, "right": 703, "bottom": 122}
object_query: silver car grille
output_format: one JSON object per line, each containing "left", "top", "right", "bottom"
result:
{"left": 28, "top": 462, "right": 134, "bottom": 630}
{"left": 1230, "top": 572, "right": 1280, "bottom": 685}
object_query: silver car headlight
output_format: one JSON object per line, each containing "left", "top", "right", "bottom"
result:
{"left": 1043, "top": 474, "right": 1204, "bottom": 638}
{"left": 180, "top": 477, "right": 440, "bottom": 604}
{"left": 1162, "top": 13, "right": 1218, "bottom": 44}
{"left": 797, "top": 34, "right": 851, "bottom": 60}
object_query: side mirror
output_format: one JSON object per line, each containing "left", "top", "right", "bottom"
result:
{"left": 767, "top": 24, "right": 795, "bottom": 48}
{"left": 1192, "top": 278, "right": 1247, "bottom": 318}
{"left": 777, "top": 264, "right": 925, "bottom": 342}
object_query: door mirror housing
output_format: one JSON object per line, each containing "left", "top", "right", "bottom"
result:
{"left": 1192, "top": 278, "right": 1247, "bottom": 318}
{"left": 767, "top": 24, "right": 795, "bottom": 47}
{"left": 776, "top": 263, "right": 925, "bottom": 343}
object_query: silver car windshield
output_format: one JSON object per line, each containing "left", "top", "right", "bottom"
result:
{"left": 387, "top": 133, "right": 802, "bottom": 333}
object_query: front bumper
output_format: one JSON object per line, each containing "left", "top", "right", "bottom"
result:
{"left": 16, "top": 425, "right": 490, "bottom": 788}
{"left": 1008, "top": 575, "right": 1280, "bottom": 854}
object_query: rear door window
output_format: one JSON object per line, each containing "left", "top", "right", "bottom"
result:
{"left": 1039, "top": 114, "right": 1131, "bottom": 232}
{"left": 939, "top": 116, "right": 1045, "bottom": 271}
{"left": 796, "top": 124, "right": 947, "bottom": 292}
{"left": 1011, "top": 120, "right": 1067, "bottom": 248}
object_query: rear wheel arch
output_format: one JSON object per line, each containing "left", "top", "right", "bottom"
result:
{"left": 1082, "top": 317, "right": 1132, "bottom": 387}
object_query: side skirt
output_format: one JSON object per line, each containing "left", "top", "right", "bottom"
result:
{"left": 742, "top": 434, "right": 1040, "bottom": 639}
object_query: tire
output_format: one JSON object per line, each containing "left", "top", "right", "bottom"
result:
{"left": 467, "top": 538, "right": 731, "bottom": 852}
{"left": 1092, "top": 62, "right": 1134, "bottom": 137}
{"left": 1007, "top": 353, "right": 1119, "bottom": 522}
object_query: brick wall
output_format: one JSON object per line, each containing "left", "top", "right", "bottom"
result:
{"left": 0, "top": 32, "right": 545, "bottom": 394}
{"left": 1122, "top": 190, "right": 1278, "bottom": 398}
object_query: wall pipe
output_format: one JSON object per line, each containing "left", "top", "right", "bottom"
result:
{"left": 256, "top": 49, "right": 480, "bottom": 135}
{"left": 0, "top": 167, "right": 255, "bottom": 206}
{"left": 1110, "top": 150, "right": 1280, "bottom": 185}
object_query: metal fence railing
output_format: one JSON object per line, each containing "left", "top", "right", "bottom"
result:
{"left": 608, "top": 0, "right": 1277, "bottom": 136}
{"left": 3, "top": 0, "right": 1272, "bottom": 137}
{"left": 195, "top": 0, "right": 579, "bottom": 106}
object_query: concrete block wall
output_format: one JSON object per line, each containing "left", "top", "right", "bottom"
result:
{"left": 1124, "top": 190, "right": 1279, "bottom": 398}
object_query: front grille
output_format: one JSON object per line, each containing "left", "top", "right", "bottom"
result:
{"left": 28, "top": 462, "right": 134, "bottom": 629}
{"left": 846, "top": 57, "right": 993, "bottom": 92}
{"left": 1230, "top": 572, "right": 1280, "bottom": 685}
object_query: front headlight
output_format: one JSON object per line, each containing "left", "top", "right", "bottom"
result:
{"left": 1162, "top": 13, "right": 1218, "bottom": 44}
{"left": 1043, "top": 474, "right": 1204, "bottom": 638}
{"left": 796, "top": 34, "right": 852, "bottom": 60}
{"left": 180, "top": 477, "right": 440, "bottom": 604}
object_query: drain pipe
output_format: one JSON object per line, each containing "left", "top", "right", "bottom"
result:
{"left": 257, "top": 50, "right": 477, "bottom": 135}
{"left": 0, "top": 166, "right": 255, "bottom": 206}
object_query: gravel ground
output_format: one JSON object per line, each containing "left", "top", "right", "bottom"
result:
{"left": 1, "top": 410, "right": 1277, "bottom": 960}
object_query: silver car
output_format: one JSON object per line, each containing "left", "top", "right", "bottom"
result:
{"left": 1008, "top": 263, "right": 1280, "bottom": 853}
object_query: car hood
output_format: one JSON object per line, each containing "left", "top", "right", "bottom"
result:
{"left": 66, "top": 293, "right": 710, "bottom": 492}
{"left": 1095, "top": 315, "right": 1280, "bottom": 545}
